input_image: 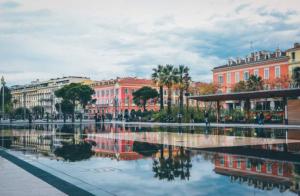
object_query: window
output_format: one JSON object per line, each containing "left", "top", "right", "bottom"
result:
{"left": 237, "top": 159, "right": 241, "bottom": 169}
{"left": 244, "top": 71, "right": 249, "bottom": 81}
{"left": 220, "top": 157, "right": 224, "bottom": 166}
{"left": 254, "top": 69, "right": 259, "bottom": 77}
{"left": 278, "top": 164, "right": 283, "bottom": 176}
{"left": 235, "top": 72, "right": 240, "bottom": 83}
{"left": 164, "top": 90, "right": 167, "bottom": 95}
{"left": 106, "top": 90, "right": 109, "bottom": 96}
{"left": 226, "top": 88, "right": 231, "bottom": 93}
{"left": 266, "top": 163, "right": 272, "bottom": 174}
{"left": 275, "top": 66, "right": 280, "bottom": 78}
{"left": 229, "top": 157, "right": 233, "bottom": 167}
{"left": 115, "top": 89, "right": 119, "bottom": 95}
{"left": 292, "top": 52, "right": 295, "bottom": 61}
{"left": 226, "top": 72, "right": 231, "bottom": 83}
{"left": 125, "top": 88, "right": 128, "bottom": 94}
{"left": 264, "top": 68, "right": 269, "bottom": 79}
{"left": 101, "top": 90, "right": 104, "bottom": 96}
{"left": 218, "top": 75, "right": 224, "bottom": 84}
{"left": 256, "top": 163, "right": 261, "bottom": 172}
{"left": 246, "top": 159, "right": 251, "bottom": 170}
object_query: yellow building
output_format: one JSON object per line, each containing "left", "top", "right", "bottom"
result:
{"left": 287, "top": 43, "right": 300, "bottom": 77}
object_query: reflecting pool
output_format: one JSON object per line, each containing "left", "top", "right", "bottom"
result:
{"left": 1, "top": 123, "right": 300, "bottom": 195}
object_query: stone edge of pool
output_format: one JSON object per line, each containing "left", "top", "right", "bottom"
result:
{"left": 0, "top": 148, "right": 95, "bottom": 196}
{"left": 1, "top": 121, "right": 300, "bottom": 129}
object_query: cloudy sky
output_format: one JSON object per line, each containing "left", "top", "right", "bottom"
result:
{"left": 1, "top": 0, "right": 300, "bottom": 85}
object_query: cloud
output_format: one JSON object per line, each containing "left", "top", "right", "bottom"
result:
{"left": 0, "top": 1, "right": 19, "bottom": 9}
{"left": 1, "top": 0, "right": 300, "bottom": 86}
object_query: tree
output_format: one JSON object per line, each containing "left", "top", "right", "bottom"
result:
{"left": 162, "top": 65, "right": 179, "bottom": 114}
{"left": 198, "top": 82, "right": 218, "bottom": 95}
{"left": 233, "top": 81, "right": 247, "bottom": 92}
{"left": 246, "top": 75, "right": 264, "bottom": 91}
{"left": 32, "top": 106, "right": 44, "bottom": 119}
{"left": 13, "top": 107, "right": 31, "bottom": 119}
{"left": 55, "top": 100, "right": 74, "bottom": 122}
{"left": 177, "top": 65, "right": 191, "bottom": 113}
{"left": 0, "top": 86, "right": 12, "bottom": 114}
{"left": 233, "top": 75, "right": 264, "bottom": 92}
{"left": 55, "top": 83, "right": 95, "bottom": 122}
{"left": 152, "top": 65, "right": 165, "bottom": 111}
{"left": 269, "top": 74, "right": 291, "bottom": 89}
{"left": 292, "top": 67, "right": 300, "bottom": 87}
{"left": 132, "top": 86, "right": 158, "bottom": 111}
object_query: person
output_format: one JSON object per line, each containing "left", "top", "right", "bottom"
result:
{"left": 259, "top": 112, "right": 264, "bottom": 125}
{"left": 101, "top": 114, "right": 105, "bottom": 123}
{"left": 190, "top": 113, "right": 194, "bottom": 123}
{"left": 204, "top": 110, "right": 209, "bottom": 127}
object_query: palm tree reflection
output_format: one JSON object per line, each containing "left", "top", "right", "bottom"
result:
{"left": 153, "top": 146, "right": 192, "bottom": 181}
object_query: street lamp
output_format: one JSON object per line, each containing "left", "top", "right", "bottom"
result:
{"left": 1, "top": 76, "right": 5, "bottom": 120}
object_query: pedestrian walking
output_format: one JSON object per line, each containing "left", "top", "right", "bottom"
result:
{"left": 204, "top": 110, "right": 210, "bottom": 127}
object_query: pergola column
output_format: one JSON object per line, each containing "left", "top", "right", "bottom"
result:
{"left": 216, "top": 100, "right": 220, "bottom": 123}
{"left": 283, "top": 97, "right": 288, "bottom": 125}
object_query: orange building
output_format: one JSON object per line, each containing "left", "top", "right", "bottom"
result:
{"left": 213, "top": 48, "right": 290, "bottom": 94}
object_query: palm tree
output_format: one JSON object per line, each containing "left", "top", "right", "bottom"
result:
{"left": 177, "top": 65, "right": 190, "bottom": 114}
{"left": 292, "top": 67, "right": 300, "bottom": 88}
{"left": 162, "top": 65, "right": 179, "bottom": 114}
{"left": 152, "top": 65, "right": 165, "bottom": 111}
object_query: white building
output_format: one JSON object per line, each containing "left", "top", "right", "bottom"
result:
{"left": 10, "top": 76, "right": 91, "bottom": 114}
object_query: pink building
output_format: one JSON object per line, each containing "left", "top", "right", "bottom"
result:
{"left": 88, "top": 77, "right": 159, "bottom": 117}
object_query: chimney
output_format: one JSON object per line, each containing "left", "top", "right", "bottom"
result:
{"left": 228, "top": 59, "right": 232, "bottom": 66}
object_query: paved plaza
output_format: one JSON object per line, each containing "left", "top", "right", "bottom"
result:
{"left": 0, "top": 156, "right": 66, "bottom": 196}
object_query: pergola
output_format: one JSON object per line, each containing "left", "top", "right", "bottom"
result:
{"left": 189, "top": 88, "right": 300, "bottom": 124}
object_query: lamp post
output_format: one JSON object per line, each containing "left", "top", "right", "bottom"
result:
{"left": 1, "top": 76, "right": 5, "bottom": 120}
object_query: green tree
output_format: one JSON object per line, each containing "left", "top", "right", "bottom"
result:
{"left": 162, "top": 65, "right": 179, "bottom": 114}
{"left": 55, "top": 83, "right": 94, "bottom": 122}
{"left": 32, "top": 106, "right": 44, "bottom": 119}
{"left": 152, "top": 65, "right": 165, "bottom": 111}
{"left": 177, "top": 65, "right": 191, "bottom": 113}
{"left": 292, "top": 67, "right": 300, "bottom": 87}
{"left": 55, "top": 100, "right": 74, "bottom": 122}
{"left": 246, "top": 75, "right": 264, "bottom": 91}
{"left": 233, "top": 81, "right": 247, "bottom": 92}
{"left": 13, "top": 107, "right": 30, "bottom": 119}
{"left": 233, "top": 75, "right": 264, "bottom": 92}
{"left": 0, "top": 86, "right": 12, "bottom": 114}
{"left": 132, "top": 86, "right": 158, "bottom": 111}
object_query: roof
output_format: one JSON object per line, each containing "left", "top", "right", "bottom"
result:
{"left": 189, "top": 88, "right": 300, "bottom": 101}
{"left": 117, "top": 77, "right": 153, "bottom": 86}
{"left": 92, "top": 77, "right": 154, "bottom": 87}
{"left": 213, "top": 56, "right": 288, "bottom": 71}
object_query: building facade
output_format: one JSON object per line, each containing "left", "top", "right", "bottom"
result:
{"left": 212, "top": 43, "right": 300, "bottom": 110}
{"left": 88, "top": 77, "right": 199, "bottom": 118}
{"left": 88, "top": 77, "right": 159, "bottom": 117}
{"left": 287, "top": 43, "right": 300, "bottom": 77}
{"left": 213, "top": 48, "right": 290, "bottom": 94}
{"left": 11, "top": 76, "right": 91, "bottom": 114}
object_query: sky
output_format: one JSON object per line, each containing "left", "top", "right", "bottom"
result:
{"left": 1, "top": 0, "right": 300, "bottom": 86}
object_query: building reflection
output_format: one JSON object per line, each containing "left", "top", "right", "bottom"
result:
{"left": 213, "top": 143, "right": 300, "bottom": 194}
{"left": 1, "top": 124, "right": 300, "bottom": 193}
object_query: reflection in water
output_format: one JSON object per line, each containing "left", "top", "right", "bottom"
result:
{"left": 152, "top": 146, "right": 192, "bottom": 181}
{"left": 54, "top": 142, "right": 94, "bottom": 162}
{"left": 1, "top": 124, "right": 300, "bottom": 194}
